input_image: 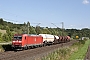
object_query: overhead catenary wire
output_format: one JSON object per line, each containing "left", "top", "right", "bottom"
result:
{"left": 0, "top": 9, "right": 65, "bottom": 28}
{"left": 0, "top": 9, "right": 33, "bottom": 23}
{"left": 51, "top": 22, "right": 64, "bottom": 36}
{"left": 0, "top": 9, "right": 32, "bottom": 20}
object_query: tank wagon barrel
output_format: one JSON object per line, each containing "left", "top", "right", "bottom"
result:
{"left": 39, "top": 34, "right": 55, "bottom": 45}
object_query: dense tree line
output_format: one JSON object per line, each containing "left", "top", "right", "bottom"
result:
{"left": 0, "top": 18, "right": 90, "bottom": 42}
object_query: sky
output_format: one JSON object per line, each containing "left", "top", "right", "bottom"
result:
{"left": 0, "top": 0, "right": 90, "bottom": 29}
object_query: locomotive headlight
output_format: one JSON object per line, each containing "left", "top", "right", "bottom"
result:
{"left": 19, "top": 41, "right": 22, "bottom": 43}
{"left": 13, "top": 41, "right": 15, "bottom": 43}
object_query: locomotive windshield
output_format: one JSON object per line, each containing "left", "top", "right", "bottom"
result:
{"left": 13, "top": 36, "right": 22, "bottom": 40}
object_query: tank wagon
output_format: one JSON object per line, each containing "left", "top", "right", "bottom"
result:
{"left": 12, "top": 34, "right": 70, "bottom": 50}
{"left": 39, "top": 34, "right": 54, "bottom": 45}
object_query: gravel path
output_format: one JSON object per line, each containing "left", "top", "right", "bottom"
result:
{"left": 0, "top": 40, "right": 77, "bottom": 60}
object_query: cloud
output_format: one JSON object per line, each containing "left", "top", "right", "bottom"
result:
{"left": 82, "top": 0, "right": 89, "bottom": 4}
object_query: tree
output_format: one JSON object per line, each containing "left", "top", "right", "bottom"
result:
{"left": 27, "top": 21, "right": 30, "bottom": 26}
{"left": 27, "top": 21, "right": 30, "bottom": 34}
{"left": 29, "top": 26, "right": 36, "bottom": 34}
{"left": 2, "top": 34, "right": 9, "bottom": 42}
{"left": 35, "top": 26, "right": 42, "bottom": 34}
{"left": 42, "top": 27, "right": 51, "bottom": 34}
{"left": 0, "top": 18, "right": 4, "bottom": 25}
{"left": 48, "top": 28, "right": 55, "bottom": 35}
{"left": 6, "top": 27, "right": 13, "bottom": 41}
{"left": 0, "top": 32, "right": 2, "bottom": 42}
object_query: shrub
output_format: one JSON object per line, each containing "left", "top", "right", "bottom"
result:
{"left": 79, "top": 40, "right": 85, "bottom": 44}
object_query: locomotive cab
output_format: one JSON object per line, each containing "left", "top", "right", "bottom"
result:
{"left": 12, "top": 35, "right": 23, "bottom": 49}
{"left": 12, "top": 34, "right": 28, "bottom": 49}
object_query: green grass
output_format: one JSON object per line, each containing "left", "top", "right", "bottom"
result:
{"left": 69, "top": 40, "right": 90, "bottom": 60}
{"left": 42, "top": 47, "right": 71, "bottom": 60}
{"left": 41, "top": 40, "right": 90, "bottom": 60}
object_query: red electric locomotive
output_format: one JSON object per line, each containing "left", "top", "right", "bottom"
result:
{"left": 12, "top": 34, "right": 43, "bottom": 50}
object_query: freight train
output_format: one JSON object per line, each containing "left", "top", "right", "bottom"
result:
{"left": 12, "top": 34, "right": 70, "bottom": 50}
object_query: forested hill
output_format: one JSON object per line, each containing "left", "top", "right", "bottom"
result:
{"left": 0, "top": 18, "right": 25, "bottom": 31}
{"left": 0, "top": 18, "right": 90, "bottom": 42}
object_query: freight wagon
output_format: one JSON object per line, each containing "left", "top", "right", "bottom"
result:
{"left": 39, "top": 34, "right": 55, "bottom": 45}
{"left": 58, "top": 36, "right": 70, "bottom": 43}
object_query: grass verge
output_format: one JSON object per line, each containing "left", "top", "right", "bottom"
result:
{"left": 69, "top": 40, "right": 90, "bottom": 60}
{"left": 41, "top": 40, "right": 90, "bottom": 60}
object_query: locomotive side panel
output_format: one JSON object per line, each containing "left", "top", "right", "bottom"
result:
{"left": 35, "top": 36, "right": 43, "bottom": 45}
{"left": 27, "top": 35, "right": 43, "bottom": 46}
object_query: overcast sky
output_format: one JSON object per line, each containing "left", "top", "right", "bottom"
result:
{"left": 0, "top": 0, "right": 90, "bottom": 29}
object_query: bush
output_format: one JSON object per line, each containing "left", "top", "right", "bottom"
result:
{"left": 79, "top": 40, "right": 85, "bottom": 44}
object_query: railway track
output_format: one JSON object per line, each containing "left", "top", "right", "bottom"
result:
{"left": 0, "top": 40, "right": 77, "bottom": 60}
